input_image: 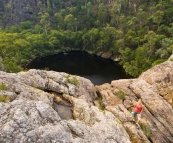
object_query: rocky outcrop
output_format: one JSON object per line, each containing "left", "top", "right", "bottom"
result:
{"left": 18, "top": 69, "right": 97, "bottom": 104}
{"left": 96, "top": 52, "right": 112, "bottom": 59}
{"left": 1, "top": 0, "right": 75, "bottom": 27}
{"left": 96, "top": 51, "right": 121, "bottom": 62}
{"left": 0, "top": 61, "right": 173, "bottom": 143}
{"left": 0, "top": 69, "right": 131, "bottom": 143}
{"left": 139, "top": 61, "right": 173, "bottom": 106}
{"left": 95, "top": 61, "right": 173, "bottom": 143}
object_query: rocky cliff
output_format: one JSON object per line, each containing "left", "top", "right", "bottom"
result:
{"left": 1, "top": 0, "right": 45, "bottom": 27}
{"left": 0, "top": 60, "right": 173, "bottom": 143}
{"left": 0, "top": 0, "right": 70, "bottom": 27}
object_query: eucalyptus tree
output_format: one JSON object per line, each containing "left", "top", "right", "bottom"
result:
{"left": 0, "top": 32, "right": 18, "bottom": 58}
{"left": 109, "top": 1, "right": 121, "bottom": 27}
{"left": 64, "top": 14, "right": 78, "bottom": 31}
{"left": 98, "top": 3, "right": 109, "bottom": 26}
{"left": 103, "top": 26, "right": 123, "bottom": 54}
{"left": 40, "top": 12, "right": 51, "bottom": 35}
{"left": 54, "top": 13, "right": 64, "bottom": 29}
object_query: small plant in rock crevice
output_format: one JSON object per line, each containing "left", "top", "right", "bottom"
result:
{"left": 0, "top": 95, "right": 10, "bottom": 102}
{"left": 97, "top": 96, "right": 105, "bottom": 113}
{"left": 115, "top": 118, "right": 122, "bottom": 124}
{"left": 44, "top": 67, "right": 49, "bottom": 71}
{"left": 0, "top": 84, "right": 7, "bottom": 90}
{"left": 116, "top": 90, "right": 126, "bottom": 100}
{"left": 64, "top": 75, "right": 79, "bottom": 86}
{"left": 98, "top": 96, "right": 102, "bottom": 105}
{"left": 169, "top": 57, "right": 173, "bottom": 61}
{"left": 139, "top": 123, "right": 151, "bottom": 138}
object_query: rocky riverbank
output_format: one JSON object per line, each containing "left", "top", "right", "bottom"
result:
{"left": 0, "top": 59, "right": 173, "bottom": 142}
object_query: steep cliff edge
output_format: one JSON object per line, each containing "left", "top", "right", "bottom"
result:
{"left": 0, "top": 60, "right": 173, "bottom": 143}
{"left": 96, "top": 60, "right": 173, "bottom": 143}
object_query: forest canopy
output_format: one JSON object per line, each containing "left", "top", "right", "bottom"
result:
{"left": 0, "top": 0, "right": 173, "bottom": 77}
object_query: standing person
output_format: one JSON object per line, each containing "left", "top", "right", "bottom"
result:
{"left": 132, "top": 98, "right": 143, "bottom": 125}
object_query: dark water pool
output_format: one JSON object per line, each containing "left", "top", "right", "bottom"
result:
{"left": 25, "top": 51, "right": 129, "bottom": 85}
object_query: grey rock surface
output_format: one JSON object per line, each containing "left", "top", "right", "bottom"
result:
{"left": 18, "top": 70, "right": 97, "bottom": 104}
{"left": 139, "top": 61, "right": 173, "bottom": 106}
{"left": 96, "top": 61, "right": 173, "bottom": 143}
{"left": 0, "top": 69, "right": 131, "bottom": 143}
{"left": 0, "top": 61, "right": 173, "bottom": 143}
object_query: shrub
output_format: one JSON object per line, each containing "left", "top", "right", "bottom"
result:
{"left": 97, "top": 96, "right": 105, "bottom": 112}
{"left": 44, "top": 67, "right": 49, "bottom": 71}
{"left": 65, "top": 75, "right": 79, "bottom": 86}
{"left": 0, "top": 95, "right": 10, "bottom": 102}
{"left": 139, "top": 123, "right": 151, "bottom": 138}
{"left": 0, "top": 84, "right": 7, "bottom": 90}
{"left": 98, "top": 96, "right": 102, "bottom": 105}
{"left": 117, "top": 90, "right": 126, "bottom": 100}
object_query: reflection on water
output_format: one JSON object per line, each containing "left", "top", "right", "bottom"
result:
{"left": 25, "top": 51, "right": 129, "bottom": 85}
{"left": 53, "top": 103, "right": 73, "bottom": 120}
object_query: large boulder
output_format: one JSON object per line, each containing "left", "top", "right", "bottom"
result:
{"left": 139, "top": 61, "right": 173, "bottom": 106}
{"left": 18, "top": 69, "right": 97, "bottom": 105}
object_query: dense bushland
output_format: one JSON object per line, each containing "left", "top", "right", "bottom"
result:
{"left": 0, "top": 0, "right": 173, "bottom": 77}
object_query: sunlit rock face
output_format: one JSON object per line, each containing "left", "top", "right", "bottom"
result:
{"left": 96, "top": 61, "right": 173, "bottom": 143}
{"left": 139, "top": 61, "right": 173, "bottom": 106}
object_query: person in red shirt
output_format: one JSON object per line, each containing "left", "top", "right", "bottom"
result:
{"left": 132, "top": 98, "right": 143, "bottom": 124}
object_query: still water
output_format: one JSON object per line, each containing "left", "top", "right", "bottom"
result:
{"left": 53, "top": 103, "right": 73, "bottom": 120}
{"left": 26, "top": 51, "right": 129, "bottom": 85}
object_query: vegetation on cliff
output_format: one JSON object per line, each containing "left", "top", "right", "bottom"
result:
{"left": 0, "top": 0, "right": 173, "bottom": 77}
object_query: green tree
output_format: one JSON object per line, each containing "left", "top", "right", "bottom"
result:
{"left": 96, "top": 30, "right": 110, "bottom": 52}
{"left": 0, "top": 33, "right": 19, "bottom": 58}
{"left": 40, "top": 12, "right": 50, "bottom": 35}
{"left": 64, "top": 14, "right": 78, "bottom": 31}
{"left": 142, "top": 31, "right": 160, "bottom": 62}
{"left": 55, "top": 13, "right": 64, "bottom": 29}
{"left": 110, "top": 2, "right": 120, "bottom": 27}
{"left": 125, "top": 29, "right": 140, "bottom": 48}
{"left": 153, "top": 10, "right": 164, "bottom": 28}
{"left": 20, "top": 21, "right": 33, "bottom": 30}
{"left": 98, "top": 3, "right": 109, "bottom": 25}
